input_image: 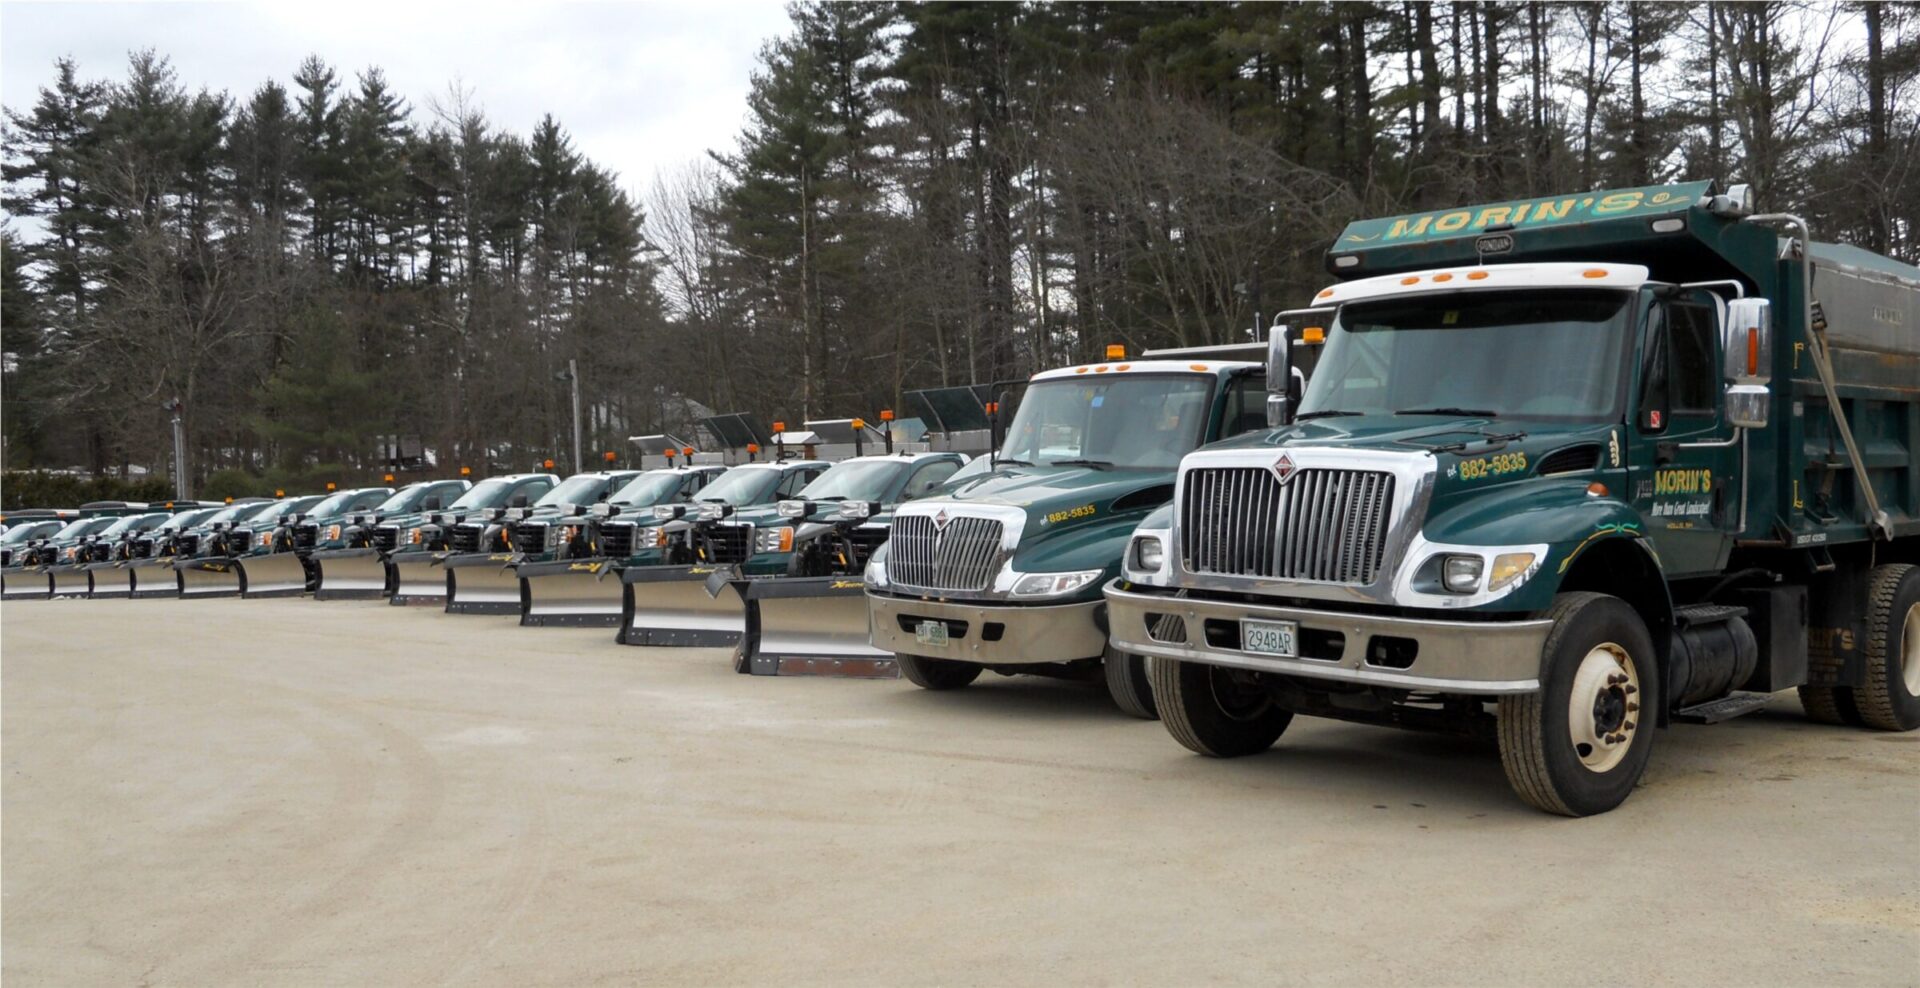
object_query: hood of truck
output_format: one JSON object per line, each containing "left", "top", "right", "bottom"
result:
{"left": 922, "top": 464, "right": 1176, "bottom": 541}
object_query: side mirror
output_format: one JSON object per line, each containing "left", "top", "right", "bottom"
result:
{"left": 1265, "top": 324, "right": 1293, "bottom": 428}
{"left": 1724, "top": 297, "right": 1772, "bottom": 429}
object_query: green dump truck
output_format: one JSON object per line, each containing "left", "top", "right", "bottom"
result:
{"left": 1103, "top": 181, "right": 1920, "bottom": 815}
{"left": 864, "top": 351, "right": 1273, "bottom": 715}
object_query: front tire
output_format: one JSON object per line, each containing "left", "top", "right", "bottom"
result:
{"left": 1855, "top": 564, "right": 1920, "bottom": 732}
{"left": 1150, "top": 657, "right": 1291, "bottom": 757}
{"left": 1498, "top": 592, "right": 1658, "bottom": 817}
{"left": 895, "top": 653, "right": 981, "bottom": 690}
{"left": 1102, "top": 647, "right": 1158, "bottom": 720}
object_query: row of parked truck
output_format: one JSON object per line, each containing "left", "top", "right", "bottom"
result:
{"left": 5, "top": 181, "right": 1917, "bottom": 817}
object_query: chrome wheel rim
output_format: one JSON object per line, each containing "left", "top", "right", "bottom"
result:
{"left": 1901, "top": 602, "right": 1919, "bottom": 697}
{"left": 1567, "top": 642, "right": 1640, "bottom": 773}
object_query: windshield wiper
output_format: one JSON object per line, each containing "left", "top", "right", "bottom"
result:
{"left": 1395, "top": 407, "right": 1499, "bottom": 418}
{"left": 993, "top": 457, "right": 1035, "bottom": 467}
{"left": 1049, "top": 458, "right": 1113, "bottom": 470}
{"left": 1295, "top": 409, "right": 1363, "bottom": 421}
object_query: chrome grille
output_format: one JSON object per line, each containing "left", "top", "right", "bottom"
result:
{"left": 700, "top": 522, "right": 753, "bottom": 564}
{"left": 292, "top": 524, "right": 318, "bottom": 552}
{"left": 847, "top": 525, "right": 889, "bottom": 568}
{"left": 888, "top": 514, "right": 1004, "bottom": 593}
{"left": 176, "top": 533, "right": 202, "bottom": 557}
{"left": 600, "top": 523, "right": 636, "bottom": 559}
{"left": 372, "top": 525, "right": 400, "bottom": 554}
{"left": 448, "top": 524, "right": 483, "bottom": 554}
{"left": 1181, "top": 466, "right": 1394, "bottom": 585}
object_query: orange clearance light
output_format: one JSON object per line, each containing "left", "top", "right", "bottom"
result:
{"left": 543, "top": 458, "right": 555, "bottom": 469}
{"left": 383, "top": 473, "right": 395, "bottom": 482}
{"left": 1116, "top": 364, "right": 1131, "bottom": 371}
{"left": 879, "top": 409, "right": 895, "bottom": 422}
{"left": 851, "top": 417, "right": 866, "bottom": 430}
{"left": 1747, "top": 327, "right": 1759, "bottom": 376}
{"left": 224, "top": 496, "right": 234, "bottom": 504}
{"left": 1588, "top": 482, "right": 1610, "bottom": 497}
{"left": 1316, "top": 288, "right": 1335, "bottom": 299}
{"left": 1094, "top": 365, "right": 1109, "bottom": 373}
{"left": 746, "top": 443, "right": 760, "bottom": 454}
{"left": 664, "top": 448, "right": 676, "bottom": 460}
{"left": 682, "top": 446, "right": 695, "bottom": 456}
{"left": 459, "top": 466, "right": 471, "bottom": 476}
{"left": 604, "top": 451, "right": 617, "bottom": 462}
{"left": 1433, "top": 272, "right": 1453, "bottom": 282}
{"left": 1190, "top": 363, "right": 1208, "bottom": 371}
{"left": 1104, "top": 344, "right": 1126, "bottom": 360}
{"left": 1075, "top": 367, "right": 1089, "bottom": 374}
{"left": 772, "top": 421, "right": 786, "bottom": 433}
{"left": 1467, "top": 271, "right": 1489, "bottom": 281}
{"left": 1399, "top": 276, "right": 1419, "bottom": 286}
{"left": 1301, "top": 326, "right": 1327, "bottom": 344}
{"left": 1583, "top": 268, "right": 1609, "bottom": 279}
{"left": 275, "top": 489, "right": 285, "bottom": 497}
{"left": 326, "top": 482, "right": 337, "bottom": 491}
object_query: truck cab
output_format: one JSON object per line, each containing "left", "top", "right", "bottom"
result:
{"left": 866, "top": 356, "right": 1269, "bottom": 715}
{"left": 1105, "top": 181, "right": 1920, "bottom": 815}
{"left": 611, "top": 460, "right": 825, "bottom": 567}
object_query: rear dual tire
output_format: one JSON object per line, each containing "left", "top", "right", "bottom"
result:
{"left": 1803, "top": 564, "right": 1920, "bottom": 732}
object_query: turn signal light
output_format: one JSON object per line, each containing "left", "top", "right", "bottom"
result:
{"left": 1747, "top": 327, "right": 1759, "bottom": 376}
{"left": 1587, "top": 482, "right": 1609, "bottom": 497}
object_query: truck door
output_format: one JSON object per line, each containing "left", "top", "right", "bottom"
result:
{"left": 1630, "top": 287, "right": 1741, "bottom": 577}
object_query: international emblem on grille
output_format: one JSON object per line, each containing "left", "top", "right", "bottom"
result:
{"left": 1272, "top": 452, "right": 1298, "bottom": 484}
{"left": 933, "top": 509, "right": 950, "bottom": 530}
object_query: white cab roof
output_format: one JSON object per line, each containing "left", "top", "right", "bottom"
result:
{"left": 1314, "top": 262, "right": 1652, "bottom": 307}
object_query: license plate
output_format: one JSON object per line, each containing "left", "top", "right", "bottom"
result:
{"left": 914, "top": 619, "right": 951, "bottom": 648}
{"left": 1241, "top": 619, "right": 1298, "bottom": 657}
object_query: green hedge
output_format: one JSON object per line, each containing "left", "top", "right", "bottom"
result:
{"left": 0, "top": 471, "right": 176, "bottom": 511}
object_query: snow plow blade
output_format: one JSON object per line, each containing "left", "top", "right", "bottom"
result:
{"left": 617, "top": 565, "right": 748, "bottom": 648}
{"left": 519, "top": 558, "right": 624, "bottom": 627}
{"left": 738, "top": 576, "right": 897, "bottom": 677}
{"left": 176, "top": 558, "right": 245, "bottom": 598}
{"left": 240, "top": 552, "right": 312, "bottom": 599}
{"left": 127, "top": 558, "right": 179, "bottom": 599}
{"left": 310, "top": 548, "right": 387, "bottom": 600}
{"left": 389, "top": 552, "right": 449, "bottom": 606}
{"left": 85, "top": 562, "right": 138, "bottom": 598}
{"left": 46, "top": 564, "right": 94, "bottom": 598}
{"left": 444, "top": 552, "right": 524, "bottom": 614}
{"left": 2, "top": 568, "right": 52, "bottom": 600}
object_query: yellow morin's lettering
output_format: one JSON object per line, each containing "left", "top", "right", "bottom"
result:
{"left": 1654, "top": 468, "right": 1713, "bottom": 495}
{"left": 1510, "top": 203, "right": 1532, "bottom": 223}
{"left": 1473, "top": 206, "right": 1512, "bottom": 228}
{"left": 1594, "top": 191, "right": 1645, "bottom": 215}
{"left": 1387, "top": 215, "right": 1434, "bottom": 239}
{"left": 1433, "top": 211, "right": 1471, "bottom": 232}
{"left": 1534, "top": 199, "right": 1575, "bottom": 222}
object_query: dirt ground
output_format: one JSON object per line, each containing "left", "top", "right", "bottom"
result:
{"left": 2, "top": 597, "right": 1915, "bottom": 986}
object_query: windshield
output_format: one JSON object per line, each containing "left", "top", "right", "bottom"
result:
{"left": 449, "top": 478, "right": 514, "bottom": 510}
{"left": 98, "top": 513, "right": 163, "bottom": 537}
{"left": 275, "top": 496, "right": 325, "bottom": 518}
{"left": 51, "top": 517, "right": 116, "bottom": 540}
{"left": 696, "top": 466, "right": 778, "bottom": 505}
{"left": 374, "top": 485, "right": 442, "bottom": 514}
{"left": 798, "top": 461, "right": 908, "bottom": 503}
{"left": 535, "top": 474, "right": 613, "bottom": 508}
{"left": 304, "top": 490, "right": 364, "bottom": 518}
{"left": 1301, "top": 289, "right": 1635, "bottom": 423}
{"left": 157, "top": 509, "right": 219, "bottom": 533}
{"left": 1001, "top": 374, "right": 1214, "bottom": 470}
{"left": 2, "top": 522, "right": 58, "bottom": 544}
{"left": 610, "top": 471, "right": 682, "bottom": 507}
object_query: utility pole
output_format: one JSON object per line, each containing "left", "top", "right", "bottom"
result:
{"left": 556, "top": 360, "right": 582, "bottom": 473}
{"left": 165, "top": 398, "right": 189, "bottom": 499}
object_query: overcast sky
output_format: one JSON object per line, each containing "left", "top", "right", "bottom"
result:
{"left": 2, "top": 0, "right": 795, "bottom": 200}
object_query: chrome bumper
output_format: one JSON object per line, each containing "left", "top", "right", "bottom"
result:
{"left": 1103, "top": 581, "right": 1548, "bottom": 694}
{"left": 866, "top": 592, "right": 1106, "bottom": 665}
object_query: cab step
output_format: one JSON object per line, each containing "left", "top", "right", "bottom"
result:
{"left": 1672, "top": 602, "right": 1747, "bottom": 627}
{"left": 1673, "top": 691, "right": 1774, "bottom": 724}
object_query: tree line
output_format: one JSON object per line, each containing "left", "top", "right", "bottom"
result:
{"left": 4, "top": 1, "right": 1915, "bottom": 490}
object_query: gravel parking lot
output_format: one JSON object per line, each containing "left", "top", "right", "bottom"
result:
{"left": 3, "top": 598, "right": 1916, "bottom": 986}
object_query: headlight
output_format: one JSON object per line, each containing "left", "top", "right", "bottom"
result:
{"left": 754, "top": 526, "right": 794, "bottom": 553}
{"left": 1487, "top": 551, "right": 1537, "bottom": 592}
{"left": 652, "top": 505, "right": 683, "bottom": 521}
{"left": 1010, "top": 569, "right": 1102, "bottom": 597}
{"left": 776, "top": 500, "right": 809, "bottom": 519}
{"left": 1132, "top": 536, "right": 1164, "bottom": 571}
{"left": 1441, "top": 554, "right": 1484, "bottom": 593}
{"left": 698, "top": 502, "right": 730, "bottom": 521}
{"left": 837, "top": 501, "right": 874, "bottom": 520}
{"left": 863, "top": 549, "right": 889, "bottom": 589}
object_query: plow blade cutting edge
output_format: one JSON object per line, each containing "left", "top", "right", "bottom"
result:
{"left": 47, "top": 564, "right": 93, "bottom": 597}
{"left": 176, "top": 558, "right": 245, "bottom": 598}
{"left": 519, "top": 558, "right": 624, "bottom": 627}
{"left": 389, "top": 552, "right": 449, "bottom": 606}
{"left": 2, "top": 568, "right": 52, "bottom": 600}
{"left": 241, "top": 552, "right": 313, "bottom": 598}
{"left": 85, "top": 561, "right": 137, "bottom": 598}
{"left": 739, "top": 576, "right": 897, "bottom": 677}
{"left": 127, "top": 558, "right": 179, "bottom": 598}
{"left": 310, "top": 548, "right": 387, "bottom": 600}
{"left": 618, "top": 566, "right": 748, "bottom": 648}
{"left": 443, "top": 552, "right": 524, "bottom": 614}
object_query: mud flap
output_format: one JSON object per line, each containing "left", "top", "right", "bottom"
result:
{"left": 240, "top": 552, "right": 312, "bottom": 598}
{"left": 85, "top": 562, "right": 137, "bottom": 598}
{"left": 389, "top": 552, "right": 449, "bottom": 606}
{"left": 311, "top": 548, "right": 388, "bottom": 600}
{"left": 738, "top": 576, "right": 898, "bottom": 678}
{"left": 520, "top": 558, "right": 623, "bottom": 627}
{"left": 43, "top": 564, "right": 93, "bottom": 598}
{"left": 176, "top": 558, "right": 246, "bottom": 598}
{"left": 444, "top": 552, "right": 524, "bottom": 614}
{"left": 2, "top": 568, "right": 52, "bottom": 600}
{"left": 617, "top": 565, "right": 748, "bottom": 648}
{"left": 127, "top": 558, "right": 179, "bottom": 599}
